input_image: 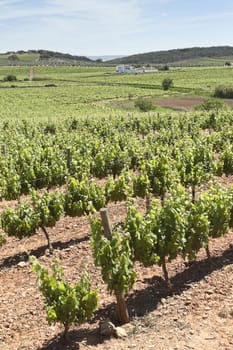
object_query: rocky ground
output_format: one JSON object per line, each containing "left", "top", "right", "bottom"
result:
{"left": 0, "top": 196, "right": 233, "bottom": 350}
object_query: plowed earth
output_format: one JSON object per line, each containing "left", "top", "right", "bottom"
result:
{"left": 114, "top": 96, "right": 233, "bottom": 111}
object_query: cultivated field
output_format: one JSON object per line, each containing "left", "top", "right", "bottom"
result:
{"left": 0, "top": 65, "right": 233, "bottom": 350}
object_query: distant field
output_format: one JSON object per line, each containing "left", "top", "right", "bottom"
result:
{"left": 0, "top": 65, "right": 232, "bottom": 120}
{"left": 0, "top": 53, "right": 39, "bottom": 66}
{"left": 173, "top": 56, "right": 233, "bottom": 66}
{"left": 82, "top": 66, "right": 233, "bottom": 91}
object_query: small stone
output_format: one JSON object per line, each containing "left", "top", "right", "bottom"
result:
{"left": 206, "top": 289, "right": 214, "bottom": 295}
{"left": 205, "top": 336, "right": 216, "bottom": 340}
{"left": 17, "top": 261, "right": 26, "bottom": 268}
{"left": 115, "top": 326, "right": 127, "bottom": 338}
{"left": 205, "top": 307, "right": 211, "bottom": 311}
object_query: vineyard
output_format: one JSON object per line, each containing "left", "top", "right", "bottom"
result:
{"left": 0, "top": 65, "right": 233, "bottom": 349}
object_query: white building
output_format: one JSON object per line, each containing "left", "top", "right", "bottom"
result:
{"left": 116, "top": 64, "right": 158, "bottom": 74}
{"left": 116, "top": 64, "right": 137, "bottom": 73}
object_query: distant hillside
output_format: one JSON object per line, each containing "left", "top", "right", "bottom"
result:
{"left": 0, "top": 50, "right": 94, "bottom": 66}
{"left": 88, "top": 55, "right": 126, "bottom": 62}
{"left": 107, "top": 46, "right": 233, "bottom": 66}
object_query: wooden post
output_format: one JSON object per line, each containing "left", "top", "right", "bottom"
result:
{"left": 100, "top": 208, "right": 112, "bottom": 239}
{"left": 100, "top": 208, "right": 129, "bottom": 324}
{"left": 191, "top": 185, "right": 196, "bottom": 203}
{"left": 66, "top": 148, "right": 72, "bottom": 172}
{"left": 146, "top": 194, "right": 151, "bottom": 213}
{"left": 1, "top": 144, "right": 6, "bottom": 155}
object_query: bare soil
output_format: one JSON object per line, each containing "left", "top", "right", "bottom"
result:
{"left": 1, "top": 188, "right": 233, "bottom": 350}
{"left": 113, "top": 96, "right": 233, "bottom": 111}
{"left": 152, "top": 97, "right": 233, "bottom": 111}
{"left": 152, "top": 97, "right": 204, "bottom": 110}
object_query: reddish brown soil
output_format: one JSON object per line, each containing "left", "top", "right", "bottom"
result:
{"left": 1, "top": 184, "right": 233, "bottom": 350}
{"left": 152, "top": 97, "right": 204, "bottom": 110}
{"left": 113, "top": 96, "right": 233, "bottom": 111}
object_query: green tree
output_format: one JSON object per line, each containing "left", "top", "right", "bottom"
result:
{"left": 162, "top": 78, "right": 173, "bottom": 90}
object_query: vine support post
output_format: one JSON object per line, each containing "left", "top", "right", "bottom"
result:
{"left": 1, "top": 144, "right": 6, "bottom": 156}
{"left": 100, "top": 208, "right": 129, "bottom": 324}
{"left": 146, "top": 194, "right": 151, "bottom": 213}
{"left": 100, "top": 208, "right": 112, "bottom": 239}
{"left": 66, "top": 148, "right": 72, "bottom": 172}
{"left": 191, "top": 184, "right": 196, "bottom": 203}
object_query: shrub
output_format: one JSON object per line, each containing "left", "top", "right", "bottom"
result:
{"left": 159, "top": 64, "right": 169, "bottom": 71}
{"left": 195, "top": 98, "right": 224, "bottom": 113}
{"left": 214, "top": 85, "right": 233, "bottom": 99}
{"left": 128, "top": 92, "right": 133, "bottom": 100}
{"left": 31, "top": 257, "right": 98, "bottom": 342}
{"left": 162, "top": 78, "right": 173, "bottom": 90}
{"left": 3, "top": 74, "right": 17, "bottom": 82}
{"left": 8, "top": 54, "right": 19, "bottom": 61}
{"left": 69, "top": 118, "right": 78, "bottom": 130}
{"left": 135, "top": 98, "right": 153, "bottom": 112}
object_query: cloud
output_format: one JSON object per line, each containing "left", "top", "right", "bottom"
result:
{"left": 0, "top": 0, "right": 149, "bottom": 54}
{"left": 0, "top": 0, "right": 141, "bottom": 21}
{"left": 1, "top": 0, "right": 232, "bottom": 55}
{"left": 184, "top": 11, "right": 233, "bottom": 24}
{"left": 0, "top": 0, "right": 149, "bottom": 42}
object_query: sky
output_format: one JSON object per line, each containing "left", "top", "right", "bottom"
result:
{"left": 0, "top": 0, "right": 233, "bottom": 57}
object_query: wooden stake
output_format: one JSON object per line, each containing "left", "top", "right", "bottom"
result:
{"left": 100, "top": 208, "right": 112, "bottom": 239}
{"left": 146, "top": 194, "right": 151, "bottom": 213}
{"left": 1, "top": 144, "right": 6, "bottom": 156}
{"left": 66, "top": 148, "right": 72, "bottom": 171}
{"left": 191, "top": 185, "right": 196, "bottom": 203}
{"left": 100, "top": 208, "right": 129, "bottom": 324}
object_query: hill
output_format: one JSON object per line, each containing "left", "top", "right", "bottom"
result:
{"left": 0, "top": 49, "right": 94, "bottom": 66}
{"left": 107, "top": 46, "right": 233, "bottom": 66}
